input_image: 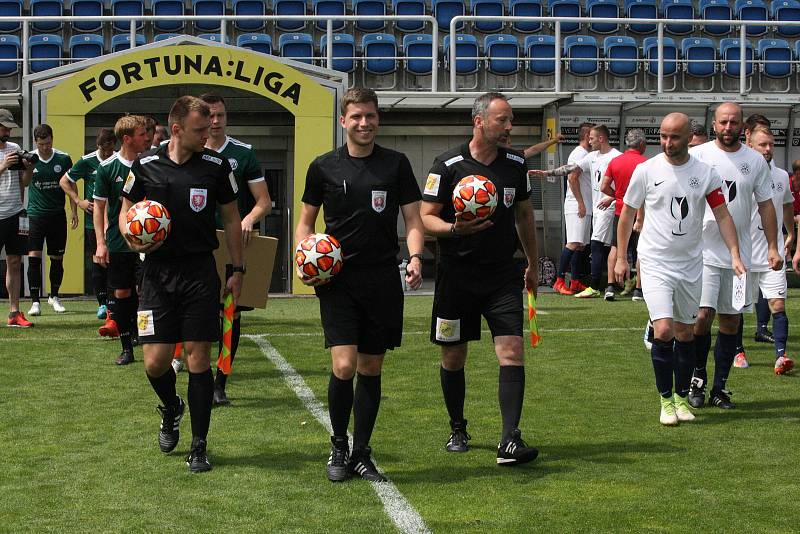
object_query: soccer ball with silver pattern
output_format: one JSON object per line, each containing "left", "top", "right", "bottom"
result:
{"left": 125, "top": 200, "right": 171, "bottom": 246}
{"left": 295, "top": 233, "right": 344, "bottom": 281}
{"left": 452, "top": 174, "right": 498, "bottom": 221}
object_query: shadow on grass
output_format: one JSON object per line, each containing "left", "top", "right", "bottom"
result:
{"left": 689, "top": 397, "right": 800, "bottom": 425}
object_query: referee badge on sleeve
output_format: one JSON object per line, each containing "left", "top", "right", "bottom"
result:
{"left": 372, "top": 190, "right": 387, "bottom": 213}
{"left": 190, "top": 188, "right": 208, "bottom": 212}
{"left": 435, "top": 317, "right": 461, "bottom": 342}
{"left": 503, "top": 187, "right": 516, "bottom": 208}
{"left": 424, "top": 173, "right": 441, "bottom": 196}
{"left": 122, "top": 171, "right": 135, "bottom": 194}
{"left": 137, "top": 310, "right": 155, "bottom": 336}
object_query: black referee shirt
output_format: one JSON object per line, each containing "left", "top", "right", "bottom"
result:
{"left": 423, "top": 142, "right": 530, "bottom": 266}
{"left": 301, "top": 144, "right": 422, "bottom": 266}
{"left": 122, "top": 144, "right": 238, "bottom": 260}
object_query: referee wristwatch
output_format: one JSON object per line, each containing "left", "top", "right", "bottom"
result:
{"left": 232, "top": 265, "right": 246, "bottom": 274}
{"left": 409, "top": 253, "right": 424, "bottom": 262}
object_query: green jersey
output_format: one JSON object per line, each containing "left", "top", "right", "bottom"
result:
{"left": 213, "top": 136, "right": 263, "bottom": 228}
{"left": 27, "top": 149, "right": 72, "bottom": 217}
{"left": 93, "top": 152, "right": 135, "bottom": 254}
{"left": 66, "top": 150, "right": 109, "bottom": 229}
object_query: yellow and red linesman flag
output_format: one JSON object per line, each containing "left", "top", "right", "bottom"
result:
{"left": 527, "top": 289, "right": 541, "bottom": 348}
{"left": 217, "top": 293, "right": 235, "bottom": 375}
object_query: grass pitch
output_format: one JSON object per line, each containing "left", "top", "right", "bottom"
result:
{"left": 2, "top": 291, "right": 799, "bottom": 533}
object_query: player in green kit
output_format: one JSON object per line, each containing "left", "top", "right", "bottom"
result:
{"left": 60, "top": 128, "right": 116, "bottom": 319}
{"left": 26, "top": 124, "right": 73, "bottom": 316}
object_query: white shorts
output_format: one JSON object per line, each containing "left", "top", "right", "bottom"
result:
{"left": 700, "top": 264, "right": 753, "bottom": 315}
{"left": 750, "top": 268, "right": 787, "bottom": 301}
{"left": 565, "top": 212, "right": 592, "bottom": 245}
{"left": 591, "top": 207, "right": 614, "bottom": 245}
{"left": 640, "top": 259, "right": 702, "bottom": 324}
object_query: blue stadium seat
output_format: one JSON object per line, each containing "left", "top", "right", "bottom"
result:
{"left": 193, "top": 0, "right": 225, "bottom": 32}
{"left": 525, "top": 34, "right": 555, "bottom": 74}
{"left": 625, "top": 0, "right": 657, "bottom": 34}
{"left": 564, "top": 35, "right": 598, "bottom": 75}
{"left": 643, "top": 36, "right": 677, "bottom": 76}
{"left": 586, "top": 0, "right": 619, "bottom": 34}
{"left": 313, "top": 0, "right": 346, "bottom": 32}
{"left": 233, "top": 0, "right": 266, "bottom": 31}
{"left": 29, "top": 34, "right": 63, "bottom": 72}
{"left": 434, "top": 0, "right": 466, "bottom": 31}
{"left": 112, "top": 0, "right": 144, "bottom": 32}
{"left": 550, "top": 0, "right": 581, "bottom": 33}
{"left": 700, "top": 0, "right": 732, "bottom": 36}
{"left": 69, "top": 33, "right": 104, "bottom": 61}
{"left": 31, "top": 0, "right": 64, "bottom": 33}
{"left": 0, "top": 0, "right": 22, "bottom": 32}
{"left": 71, "top": 0, "right": 104, "bottom": 32}
{"left": 758, "top": 38, "right": 791, "bottom": 78}
{"left": 736, "top": 0, "right": 768, "bottom": 37}
{"left": 471, "top": 0, "right": 504, "bottom": 33}
{"left": 403, "top": 33, "right": 434, "bottom": 75}
{"left": 153, "top": 33, "right": 184, "bottom": 41}
{"left": 111, "top": 33, "right": 145, "bottom": 52}
{"left": 237, "top": 33, "right": 272, "bottom": 54}
{"left": 773, "top": 0, "right": 800, "bottom": 37}
{"left": 720, "top": 38, "right": 753, "bottom": 77}
{"left": 152, "top": 0, "right": 185, "bottom": 32}
{"left": 393, "top": 0, "right": 426, "bottom": 32}
{"left": 279, "top": 33, "right": 314, "bottom": 64}
{"left": 682, "top": 37, "right": 716, "bottom": 77}
{"left": 198, "top": 33, "right": 232, "bottom": 44}
{"left": 509, "top": 0, "right": 543, "bottom": 33}
{"left": 363, "top": 33, "right": 397, "bottom": 74}
{"left": 320, "top": 33, "right": 355, "bottom": 72}
{"left": 443, "top": 34, "right": 479, "bottom": 74}
{"left": 0, "top": 35, "right": 20, "bottom": 76}
{"left": 662, "top": 0, "right": 694, "bottom": 35}
{"left": 485, "top": 34, "right": 518, "bottom": 75}
{"left": 604, "top": 36, "right": 638, "bottom": 76}
{"left": 274, "top": 0, "right": 306, "bottom": 31}
{"left": 353, "top": 0, "right": 386, "bottom": 32}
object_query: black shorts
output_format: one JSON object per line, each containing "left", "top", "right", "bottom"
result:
{"left": 28, "top": 212, "right": 67, "bottom": 255}
{"left": 315, "top": 262, "right": 403, "bottom": 355}
{"left": 107, "top": 251, "right": 139, "bottom": 290}
{"left": 137, "top": 254, "right": 221, "bottom": 343}
{"left": 611, "top": 214, "right": 620, "bottom": 247}
{"left": 431, "top": 261, "right": 523, "bottom": 345}
{"left": 0, "top": 211, "right": 26, "bottom": 256}
{"left": 85, "top": 227, "right": 96, "bottom": 259}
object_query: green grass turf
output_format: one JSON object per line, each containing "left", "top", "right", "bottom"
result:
{"left": 2, "top": 292, "right": 798, "bottom": 533}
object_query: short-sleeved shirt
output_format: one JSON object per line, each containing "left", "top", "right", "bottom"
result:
{"left": 94, "top": 152, "right": 136, "bottom": 253}
{"left": 66, "top": 150, "right": 112, "bottom": 229}
{"left": 0, "top": 141, "right": 22, "bottom": 219}
{"left": 564, "top": 145, "right": 590, "bottom": 214}
{"left": 690, "top": 141, "right": 773, "bottom": 268}
{"left": 575, "top": 148, "right": 622, "bottom": 209}
{"left": 423, "top": 142, "right": 530, "bottom": 267}
{"left": 27, "top": 149, "right": 72, "bottom": 217}
{"left": 302, "top": 144, "right": 421, "bottom": 266}
{"left": 605, "top": 149, "right": 648, "bottom": 216}
{"left": 790, "top": 173, "right": 800, "bottom": 216}
{"left": 624, "top": 153, "right": 725, "bottom": 277}
{"left": 212, "top": 136, "right": 264, "bottom": 227}
{"left": 122, "top": 144, "right": 237, "bottom": 260}
{"left": 750, "top": 162, "right": 793, "bottom": 271}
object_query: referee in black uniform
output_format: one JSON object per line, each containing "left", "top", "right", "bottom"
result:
{"left": 295, "top": 87, "right": 425, "bottom": 483}
{"left": 120, "top": 96, "right": 243, "bottom": 473}
{"left": 421, "top": 92, "right": 540, "bottom": 466}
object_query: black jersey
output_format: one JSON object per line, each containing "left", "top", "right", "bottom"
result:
{"left": 301, "top": 144, "right": 422, "bottom": 266}
{"left": 423, "top": 142, "right": 530, "bottom": 266}
{"left": 122, "top": 144, "right": 237, "bottom": 260}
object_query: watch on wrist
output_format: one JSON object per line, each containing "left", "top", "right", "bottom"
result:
{"left": 410, "top": 253, "right": 424, "bottom": 262}
{"left": 232, "top": 265, "right": 246, "bottom": 274}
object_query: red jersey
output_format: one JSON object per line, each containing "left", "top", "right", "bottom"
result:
{"left": 791, "top": 173, "right": 800, "bottom": 216}
{"left": 605, "top": 149, "right": 648, "bottom": 216}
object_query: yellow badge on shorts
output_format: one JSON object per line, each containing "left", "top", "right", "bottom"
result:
{"left": 137, "top": 310, "right": 155, "bottom": 336}
{"left": 435, "top": 317, "right": 461, "bottom": 343}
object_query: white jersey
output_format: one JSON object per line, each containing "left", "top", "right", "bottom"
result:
{"left": 624, "top": 153, "right": 724, "bottom": 276}
{"left": 564, "top": 145, "right": 590, "bottom": 214}
{"left": 0, "top": 141, "right": 23, "bottom": 219}
{"left": 690, "top": 141, "right": 772, "bottom": 268}
{"left": 750, "top": 162, "right": 792, "bottom": 271}
{"left": 576, "top": 148, "right": 621, "bottom": 209}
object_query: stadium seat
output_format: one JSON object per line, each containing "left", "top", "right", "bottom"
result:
{"left": 153, "top": 33, "right": 184, "bottom": 42}
{"left": 757, "top": 38, "right": 791, "bottom": 91}
{"left": 393, "top": 0, "right": 426, "bottom": 32}
{"left": 403, "top": 33, "right": 434, "bottom": 76}
{"left": 720, "top": 38, "right": 754, "bottom": 77}
{"left": 443, "top": 34, "right": 479, "bottom": 74}
{"left": 193, "top": 0, "right": 225, "bottom": 32}
{"left": 484, "top": 34, "right": 518, "bottom": 75}
{"left": 525, "top": 34, "right": 556, "bottom": 75}
{"left": 625, "top": 0, "right": 657, "bottom": 34}
{"left": 700, "top": 0, "right": 732, "bottom": 36}
{"left": 29, "top": 34, "right": 63, "bottom": 73}
{"left": 550, "top": 0, "right": 581, "bottom": 33}
{"left": 736, "top": 0, "right": 768, "bottom": 37}
{"left": 233, "top": 0, "right": 266, "bottom": 31}
{"left": 471, "top": 0, "right": 504, "bottom": 33}
{"left": 69, "top": 33, "right": 104, "bottom": 61}
{"left": 320, "top": 33, "right": 355, "bottom": 73}
{"left": 662, "top": 0, "right": 694, "bottom": 35}
{"left": 363, "top": 33, "right": 397, "bottom": 74}
{"left": 70, "top": 0, "right": 104, "bottom": 32}
{"left": 31, "top": 0, "right": 64, "bottom": 33}
{"left": 279, "top": 33, "right": 314, "bottom": 64}
{"left": 564, "top": 35, "right": 598, "bottom": 76}
{"left": 433, "top": 0, "right": 466, "bottom": 31}
{"left": 353, "top": 0, "right": 386, "bottom": 32}
{"left": 509, "top": 0, "right": 543, "bottom": 33}
{"left": 152, "top": 0, "right": 185, "bottom": 32}
{"left": 0, "top": 35, "right": 20, "bottom": 76}
{"left": 198, "top": 33, "right": 232, "bottom": 44}
{"left": 313, "top": 0, "right": 346, "bottom": 32}
{"left": 604, "top": 36, "right": 638, "bottom": 76}
{"left": 111, "top": 0, "right": 144, "bottom": 32}
{"left": 643, "top": 36, "right": 677, "bottom": 76}
{"left": 110, "top": 33, "right": 145, "bottom": 52}
{"left": 274, "top": 0, "right": 306, "bottom": 31}
{"left": 586, "top": 0, "right": 619, "bottom": 34}
{"left": 773, "top": 0, "right": 800, "bottom": 37}
{"left": 682, "top": 37, "right": 716, "bottom": 78}
{"left": 0, "top": 0, "right": 22, "bottom": 33}
{"left": 237, "top": 33, "right": 272, "bottom": 54}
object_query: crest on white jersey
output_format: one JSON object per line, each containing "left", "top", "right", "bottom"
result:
{"left": 688, "top": 176, "right": 700, "bottom": 189}
{"left": 503, "top": 187, "right": 515, "bottom": 208}
{"left": 371, "top": 190, "right": 387, "bottom": 213}
{"left": 739, "top": 163, "right": 751, "bottom": 175}
{"left": 190, "top": 188, "right": 208, "bottom": 212}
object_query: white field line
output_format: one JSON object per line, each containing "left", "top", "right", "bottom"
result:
{"left": 248, "top": 335, "right": 431, "bottom": 534}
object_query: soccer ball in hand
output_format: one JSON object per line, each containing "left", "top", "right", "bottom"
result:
{"left": 452, "top": 175, "right": 498, "bottom": 221}
{"left": 125, "top": 200, "right": 171, "bottom": 246}
{"left": 295, "top": 233, "right": 344, "bottom": 281}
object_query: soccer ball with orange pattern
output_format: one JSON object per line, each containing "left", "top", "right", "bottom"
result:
{"left": 295, "top": 233, "right": 344, "bottom": 282}
{"left": 452, "top": 175, "right": 498, "bottom": 221}
{"left": 125, "top": 200, "right": 171, "bottom": 246}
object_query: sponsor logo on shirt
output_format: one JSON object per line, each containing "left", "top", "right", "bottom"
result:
{"left": 202, "top": 154, "right": 222, "bottom": 165}
{"left": 506, "top": 152, "right": 525, "bottom": 165}
{"left": 435, "top": 317, "right": 460, "bottom": 342}
{"left": 670, "top": 196, "right": 689, "bottom": 236}
{"left": 371, "top": 190, "right": 387, "bottom": 213}
{"left": 444, "top": 155, "right": 464, "bottom": 167}
{"left": 503, "top": 187, "right": 515, "bottom": 208}
{"left": 723, "top": 180, "right": 737, "bottom": 202}
{"left": 190, "top": 188, "right": 208, "bottom": 212}
{"left": 424, "top": 173, "right": 440, "bottom": 196}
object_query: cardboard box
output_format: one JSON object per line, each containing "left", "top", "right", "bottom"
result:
{"left": 214, "top": 230, "right": 278, "bottom": 309}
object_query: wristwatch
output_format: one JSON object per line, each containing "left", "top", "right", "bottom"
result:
{"left": 232, "top": 265, "right": 246, "bottom": 274}
{"left": 410, "top": 253, "right": 424, "bottom": 262}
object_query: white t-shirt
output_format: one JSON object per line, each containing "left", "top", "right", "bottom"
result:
{"left": 576, "top": 148, "right": 621, "bottom": 211}
{"left": 564, "top": 145, "right": 591, "bottom": 214}
{"left": 750, "top": 162, "right": 792, "bottom": 271}
{"left": 690, "top": 141, "right": 773, "bottom": 268}
{"left": 624, "top": 153, "right": 724, "bottom": 277}
{"left": 0, "top": 141, "right": 23, "bottom": 219}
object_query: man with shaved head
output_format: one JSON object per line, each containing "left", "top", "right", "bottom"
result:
{"left": 615, "top": 112, "right": 743, "bottom": 426}
{"left": 688, "top": 102, "right": 782, "bottom": 410}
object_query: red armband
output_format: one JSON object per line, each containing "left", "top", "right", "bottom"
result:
{"left": 706, "top": 188, "right": 725, "bottom": 208}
